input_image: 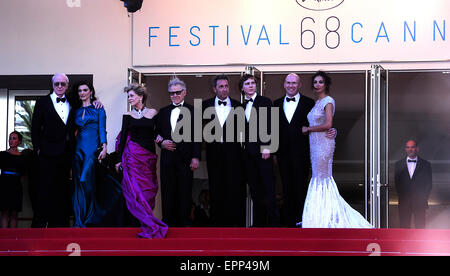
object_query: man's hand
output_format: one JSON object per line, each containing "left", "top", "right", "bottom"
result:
{"left": 92, "top": 100, "right": 103, "bottom": 109}
{"left": 326, "top": 128, "right": 337, "bottom": 139}
{"left": 190, "top": 158, "right": 199, "bottom": 171}
{"left": 161, "top": 140, "right": 176, "bottom": 151}
{"left": 262, "top": 148, "right": 271, "bottom": 160}
{"left": 115, "top": 162, "right": 122, "bottom": 173}
{"left": 155, "top": 135, "right": 164, "bottom": 144}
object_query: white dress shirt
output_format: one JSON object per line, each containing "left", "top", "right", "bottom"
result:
{"left": 215, "top": 96, "right": 231, "bottom": 127}
{"left": 50, "top": 92, "right": 70, "bottom": 125}
{"left": 170, "top": 101, "right": 184, "bottom": 132}
{"left": 406, "top": 156, "right": 418, "bottom": 179}
{"left": 244, "top": 93, "right": 257, "bottom": 122}
{"left": 283, "top": 93, "right": 300, "bottom": 123}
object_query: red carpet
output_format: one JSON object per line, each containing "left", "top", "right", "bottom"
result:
{"left": 1, "top": 227, "right": 449, "bottom": 256}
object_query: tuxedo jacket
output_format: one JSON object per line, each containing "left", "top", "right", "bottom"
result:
{"left": 273, "top": 94, "right": 315, "bottom": 163}
{"left": 394, "top": 156, "right": 432, "bottom": 210}
{"left": 243, "top": 95, "right": 273, "bottom": 156}
{"left": 31, "top": 93, "right": 76, "bottom": 157}
{"left": 156, "top": 103, "right": 201, "bottom": 166}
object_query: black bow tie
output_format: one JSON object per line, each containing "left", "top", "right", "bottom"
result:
{"left": 172, "top": 103, "right": 182, "bottom": 108}
{"left": 408, "top": 159, "right": 417, "bottom": 163}
{"left": 56, "top": 97, "right": 66, "bottom": 103}
{"left": 218, "top": 100, "right": 227, "bottom": 106}
{"left": 286, "top": 97, "right": 296, "bottom": 102}
{"left": 244, "top": 98, "right": 254, "bottom": 105}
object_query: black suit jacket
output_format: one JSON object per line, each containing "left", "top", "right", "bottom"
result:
{"left": 394, "top": 157, "right": 432, "bottom": 210}
{"left": 243, "top": 95, "right": 273, "bottom": 155}
{"left": 202, "top": 97, "right": 243, "bottom": 147}
{"left": 203, "top": 97, "right": 244, "bottom": 169}
{"left": 156, "top": 103, "right": 201, "bottom": 166}
{"left": 273, "top": 94, "right": 315, "bottom": 162}
{"left": 31, "top": 94, "right": 75, "bottom": 157}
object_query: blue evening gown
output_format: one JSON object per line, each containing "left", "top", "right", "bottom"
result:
{"left": 72, "top": 105, "right": 107, "bottom": 227}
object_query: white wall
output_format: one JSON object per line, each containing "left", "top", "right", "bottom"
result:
{"left": 0, "top": 0, "right": 131, "bottom": 152}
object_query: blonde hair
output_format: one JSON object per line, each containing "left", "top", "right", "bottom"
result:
{"left": 124, "top": 83, "right": 147, "bottom": 104}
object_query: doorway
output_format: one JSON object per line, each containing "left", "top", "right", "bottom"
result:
{"left": 139, "top": 70, "right": 369, "bottom": 226}
{"left": 129, "top": 67, "right": 450, "bottom": 229}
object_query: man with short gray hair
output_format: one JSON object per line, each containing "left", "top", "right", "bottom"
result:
{"left": 156, "top": 77, "right": 201, "bottom": 227}
{"left": 31, "top": 73, "right": 75, "bottom": 227}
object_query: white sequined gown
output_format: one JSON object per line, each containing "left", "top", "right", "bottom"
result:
{"left": 301, "top": 96, "right": 372, "bottom": 228}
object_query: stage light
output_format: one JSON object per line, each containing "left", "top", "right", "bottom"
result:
{"left": 121, "top": 0, "right": 143, "bottom": 13}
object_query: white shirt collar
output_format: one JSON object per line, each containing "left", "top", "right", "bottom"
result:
{"left": 172, "top": 100, "right": 184, "bottom": 106}
{"left": 50, "top": 92, "right": 66, "bottom": 101}
{"left": 285, "top": 93, "right": 300, "bottom": 102}
{"left": 245, "top": 93, "right": 257, "bottom": 101}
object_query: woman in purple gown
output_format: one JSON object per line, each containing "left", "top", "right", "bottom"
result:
{"left": 115, "top": 84, "right": 168, "bottom": 239}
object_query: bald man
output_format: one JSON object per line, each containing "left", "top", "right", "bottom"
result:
{"left": 394, "top": 140, "right": 432, "bottom": 229}
{"left": 273, "top": 73, "right": 316, "bottom": 227}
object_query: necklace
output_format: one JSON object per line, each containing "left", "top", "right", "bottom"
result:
{"left": 133, "top": 107, "right": 147, "bottom": 119}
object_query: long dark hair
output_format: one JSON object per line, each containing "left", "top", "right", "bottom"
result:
{"left": 68, "top": 81, "right": 97, "bottom": 109}
{"left": 311, "top": 71, "right": 332, "bottom": 94}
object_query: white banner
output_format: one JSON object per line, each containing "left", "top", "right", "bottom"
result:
{"left": 132, "top": 0, "right": 450, "bottom": 66}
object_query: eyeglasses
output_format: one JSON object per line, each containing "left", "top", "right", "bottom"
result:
{"left": 169, "top": 89, "right": 184, "bottom": 97}
{"left": 78, "top": 88, "right": 90, "bottom": 93}
{"left": 54, "top": 82, "right": 67, "bottom": 87}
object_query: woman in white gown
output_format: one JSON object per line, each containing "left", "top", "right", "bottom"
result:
{"left": 300, "top": 71, "right": 372, "bottom": 228}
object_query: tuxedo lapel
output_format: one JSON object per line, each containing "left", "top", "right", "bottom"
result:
{"left": 208, "top": 99, "right": 220, "bottom": 125}
{"left": 411, "top": 157, "right": 423, "bottom": 180}
{"left": 163, "top": 106, "right": 173, "bottom": 134}
{"left": 291, "top": 94, "right": 308, "bottom": 124}
{"left": 45, "top": 95, "right": 66, "bottom": 126}
{"left": 222, "top": 99, "right": 240, "bottom": 125}
{"left": 401, "top": 159, "right": 410, "bottom": 179}
{"left": 253, "top": 95, "right": 262, "bottom": 108}
{"left": 277, "top": 98, "right": 289, "bottom": 124}
{"left": 173, "top": 103, "right": 192, "bottom": 136}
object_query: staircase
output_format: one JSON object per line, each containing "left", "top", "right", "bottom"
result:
{"left": 1, "top": 227, "right": 449, "bottom": 256}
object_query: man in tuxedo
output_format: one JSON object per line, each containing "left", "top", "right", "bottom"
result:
{"left": 273, "top": 73, "right": 315, "bottom": 227}
{"left": 156, "top": 77, "right": 201, "bottom": 227}
{"left": 202, "top": 75, "right": 246, "bottom": 227}
{"left": 394, "top": 140, "right": 432, "bottom": 229}
{"left": 240, "top": 74, "right": 280, "bottom": 227}
{"left": 31, "top": 73, "right": 75, "bottom": 227}
{"left": 274, "top": 73, "right": 336, "bottom": 227}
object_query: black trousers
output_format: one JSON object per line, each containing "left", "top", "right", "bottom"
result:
{"left": 244, "top": 151, "right": 280, "bottom": 227}
{"left": 33, "top": 152, "right": 72, "bottom": 227}
{"left": 277, "top": 155, "right": 310, "bottom": 227}
{"left": 207, "top": 145, "right": 245, "bottom": 227}
{"left": 160, "top": 153, "right": 193, "bottom": 227}
{"left": 399, "top": 203, "right": 426, "bottom": 229}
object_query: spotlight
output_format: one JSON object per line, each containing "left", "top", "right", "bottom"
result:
{"left": 121, "top": 0, "right": 143, "bottom": 13}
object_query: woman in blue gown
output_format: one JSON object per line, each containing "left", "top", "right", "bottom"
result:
{"left": 71, "top": 82, "right": 108, "bottom": 227}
